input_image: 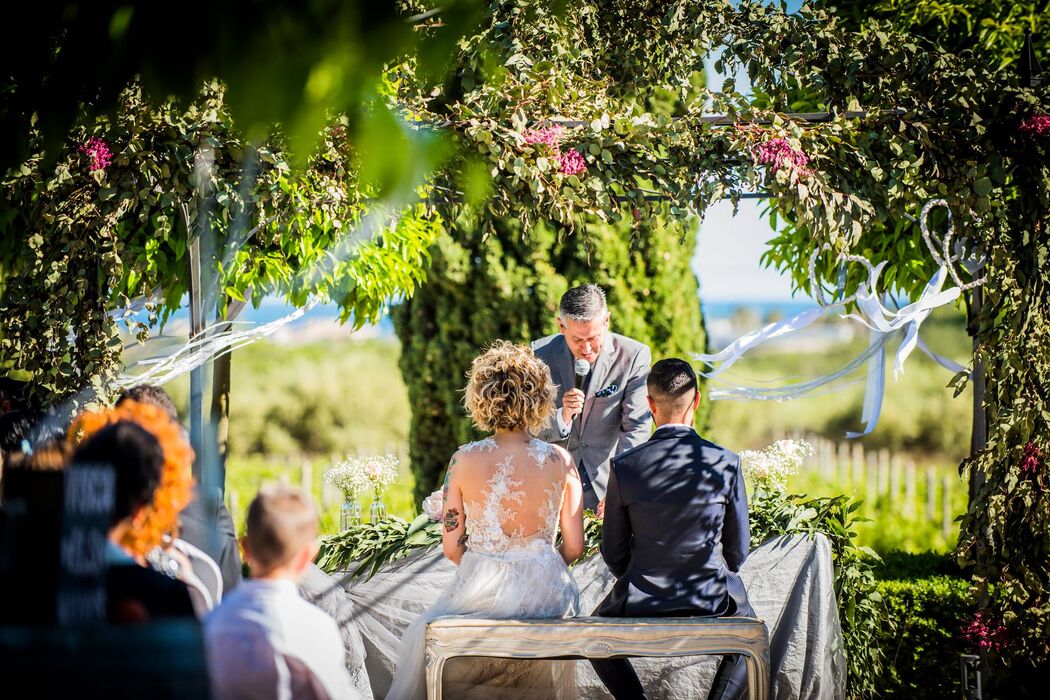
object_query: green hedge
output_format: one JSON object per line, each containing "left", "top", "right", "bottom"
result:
{"left": 875, "top": 575, "right": 972, "bottom": 698}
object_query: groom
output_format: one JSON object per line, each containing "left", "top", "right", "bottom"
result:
{"left": 591, "top": 358, "right": 756, "bottom": 700}
{"left": 533, "top": 284, "right": 651, "bottom": 511}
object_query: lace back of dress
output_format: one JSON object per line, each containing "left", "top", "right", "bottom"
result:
{"left": 460, "top": 438, "right": 565, "bottom": 556}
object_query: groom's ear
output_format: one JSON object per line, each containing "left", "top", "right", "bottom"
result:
{"left": 692, "top": 388, "right": 702, "bottom": 411}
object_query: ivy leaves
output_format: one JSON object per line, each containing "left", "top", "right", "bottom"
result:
{"left": 0, "top": 81, "right": 441, "bottom": 405}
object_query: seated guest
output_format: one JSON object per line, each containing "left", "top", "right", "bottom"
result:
{"left": 0, "top": 439, "right": 70, "bottom": 624}
{"left": 591, "top": 358, "right": 757, "bottom": 700}
{"left": 205, "top": 484, "right": 357, "bottom": 700}
{"left": 73, "top": 420, "right": 196, "bottom": 623}
{"left": 118, "top": 383, "right": 243, "bottom": 596}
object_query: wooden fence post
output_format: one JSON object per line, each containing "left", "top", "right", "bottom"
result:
{"left": 866, "top": 451, "right": 878, "bottom": 498}
{"left": 942, "top": 474, "right": 954, "bottom": 538}
{"left": 878, "top": 448, "right": 891, "bottom": 497}
{"left": 926, "top": 468, "right": 937, "bottom": 521}
{"left": 904, "top": 460, "right": 916, "bottom": 519}
{"left": 890, "top": 454, "right": 902, "bottom": 505}
{"left": 852, "top": 443, "right": 865, "bottom": 485}
{"left": 838, "top": 442, "right": 851, "bottom": 484}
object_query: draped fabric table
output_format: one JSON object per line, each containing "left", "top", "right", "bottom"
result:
{"left": 309, "top": 533, "right": 845, "bottom": 699}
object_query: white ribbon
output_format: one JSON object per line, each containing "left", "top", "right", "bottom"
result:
{"left": 844, "top": 265, "right": 960, "bottom": 379}
{"left": 696, "top": 256, "right": 969, "bottom": 438}
{"left": 115, "top": 299, "right": 318, "bottom": 389}
{"left": 692, "top": 306, "right": 829, "bottom": 377}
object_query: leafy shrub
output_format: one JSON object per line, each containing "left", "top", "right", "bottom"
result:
{"left": 875, "top": 575, "right": 972, "bottom": 698}
{"left": 875, "top": 550, "right": 961, "bottom": 580}
{"left": 749, "top": 487, "right": 882, "bottom": 699}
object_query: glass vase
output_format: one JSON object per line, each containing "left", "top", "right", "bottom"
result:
{"left": 369, "top": 486, "right": 387, "bottom": 523}
{"left": 340, "top": 498, "right": 362, "bottom": 532}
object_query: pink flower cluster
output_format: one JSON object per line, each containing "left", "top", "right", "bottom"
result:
{"left": 1020, "top": 113, "right": 1050, "bottom": 137}
{"left": 1021, "top": 441, "right": 1043, "bottom": 477}
{"left": 961, "top": 611, "right": 1007, "bottom": 653}
{"left": 523, "top": 124, "right": 565, "bottom": 148}
{"left": 523, "top": 123, "right": 587, "bottom": 176}
{"left": 754, "top": 137, "right": 810, "bottom": 175}
{"left": 558, "top": 149, "right": 587, "bottom": 176}
{"left": 80, "top": 137, "right": 113, "bottom": 171}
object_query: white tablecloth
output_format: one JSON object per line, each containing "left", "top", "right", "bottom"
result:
{"left": 312, "top": 533, "right": 846, "bottom": 699}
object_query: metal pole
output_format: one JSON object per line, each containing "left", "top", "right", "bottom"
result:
{"left": 184, "top": 203, "right": 207, "bottom": 482}
{"left": 968, "top": 287, "right": 987, "bottom": 506}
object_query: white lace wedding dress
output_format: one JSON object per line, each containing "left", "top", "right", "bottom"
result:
{"left": 385, "top": 437, "right": 581, "bottom": 700}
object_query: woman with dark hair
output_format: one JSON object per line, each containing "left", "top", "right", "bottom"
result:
{"left": 73, "top": 421, "right": 195, "bottom": 623}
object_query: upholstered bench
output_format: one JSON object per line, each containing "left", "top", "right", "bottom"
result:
{"left": 424, "top": 616, "right": 770, "bottom": 700}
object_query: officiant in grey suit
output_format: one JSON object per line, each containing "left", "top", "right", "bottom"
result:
{"left": 532, "top": 284, "right": 652, "bottom": 511}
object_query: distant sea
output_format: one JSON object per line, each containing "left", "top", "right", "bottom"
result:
{"left": 702, "top": 299, "right": 816, "bottom": 321}
{"left": 147, "top": 296, "right": 818, "bottom": 338}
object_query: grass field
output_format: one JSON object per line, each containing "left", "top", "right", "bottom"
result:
{"left": 159, "top": 310, "right": 974, "bottom": 553}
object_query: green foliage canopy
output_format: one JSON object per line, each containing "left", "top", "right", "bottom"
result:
{"left": 0, "top": 83, "right": 440, "bottom": 406}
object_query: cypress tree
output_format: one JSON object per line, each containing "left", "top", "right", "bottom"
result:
{"left": 392, "top": 216, "right": 708, "bottom": 502}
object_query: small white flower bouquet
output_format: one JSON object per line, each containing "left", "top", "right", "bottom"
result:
{"left": 325, "top": 458, "right": 369, "bottom": 501}
{"left": 739, "top": 439, "right": 814, "bottom": 492}
{"left": 326, "top": 454, "right": 401, "bottom": 528}
{"left": 325, "top": 454, "right": 400, "bottom": 499}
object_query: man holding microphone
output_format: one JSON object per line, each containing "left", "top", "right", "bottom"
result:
{"left": 532, "top": 285, "right": 652, "bottom": 512}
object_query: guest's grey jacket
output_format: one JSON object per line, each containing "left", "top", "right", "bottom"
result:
{"left": 532, "top": 332, "right": 651, "bottom": 500}
{"left": 597, "top": 425, "right": 751, "bottom": 617}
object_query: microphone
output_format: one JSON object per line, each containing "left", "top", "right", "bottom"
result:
{"left": 574, "top": 358, "right": 591, "bottom": 392}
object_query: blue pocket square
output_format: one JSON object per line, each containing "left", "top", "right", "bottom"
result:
{"left": 594, "top": 384, "right": 619, "bottom": 398}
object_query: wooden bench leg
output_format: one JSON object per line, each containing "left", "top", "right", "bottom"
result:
{"left": 425, "top": 653, "right": 446, "bottom": 700}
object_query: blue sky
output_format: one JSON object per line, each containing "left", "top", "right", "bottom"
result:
{"left": 693, "top": 35, "right": 805, "bottom": 304}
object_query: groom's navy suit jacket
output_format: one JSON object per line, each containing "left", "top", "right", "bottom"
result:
{"left": 597, "top": 424, "right": 750, "bottom": 618}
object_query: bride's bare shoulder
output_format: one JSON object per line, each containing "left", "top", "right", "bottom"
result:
{"left": 450, "top": 437, "right": 500, "bottom": 473}
{"left": 542, "top": 443, "right": 575, "bottom": 475}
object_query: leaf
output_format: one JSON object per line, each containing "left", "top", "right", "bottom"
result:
{"left": 405, "top": 513, "right": 432, "bottom": 537}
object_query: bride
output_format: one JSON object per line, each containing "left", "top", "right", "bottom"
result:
{"left": 387, "top": 340, "right": 585, "bottom": 699}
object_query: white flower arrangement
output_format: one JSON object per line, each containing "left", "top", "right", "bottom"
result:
{"left": 739, "top": 439, "right": 814, "bottom": 492}
{"left": 361, "top": 454, "right": 400, "bottom": 495}
{"left": 325, "top": 454, "right": 400, "bottom": 500}
{"left": 324, "top": 458, "right": 370, "bottom": 501}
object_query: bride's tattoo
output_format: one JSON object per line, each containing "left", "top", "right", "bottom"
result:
{"left": 443, "top": 507, "right": 460, "bottom": 532}
{"left": 442, "top": 460, "right": 454, "bottom": 500}
{"left": 457, "top": 533, "right": 469, "bottom": 549}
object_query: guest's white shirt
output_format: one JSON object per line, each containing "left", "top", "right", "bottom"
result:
{"left": 205, "top": 579, "right": 358, "bottom": 700}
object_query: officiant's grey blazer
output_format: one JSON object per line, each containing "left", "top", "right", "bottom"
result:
{"left": 597, "top": 424, "right": 751, "bottom": 618}
{"left": 532, "top": 332, "right": 651, "bottom": 503}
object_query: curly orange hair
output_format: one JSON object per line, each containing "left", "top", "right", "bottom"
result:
{"left": 68, "top": 400, "right": 195, "bottom": 555}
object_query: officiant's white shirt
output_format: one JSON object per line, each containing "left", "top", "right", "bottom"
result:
{"left": 205, "top": 579, "right": 358, "bottom": 700}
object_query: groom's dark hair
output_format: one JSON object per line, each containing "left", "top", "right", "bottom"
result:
{"left": 647, "top": 358, "right": 698, "bottom": 411}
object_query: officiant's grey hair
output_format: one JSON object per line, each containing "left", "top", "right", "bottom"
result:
{"left": 559, "top": 284, "right": 608, "bottom": 322}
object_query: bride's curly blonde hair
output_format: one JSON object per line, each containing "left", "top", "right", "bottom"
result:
{"left": 464, "top": 341, "right": 556, "bottom": 434}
